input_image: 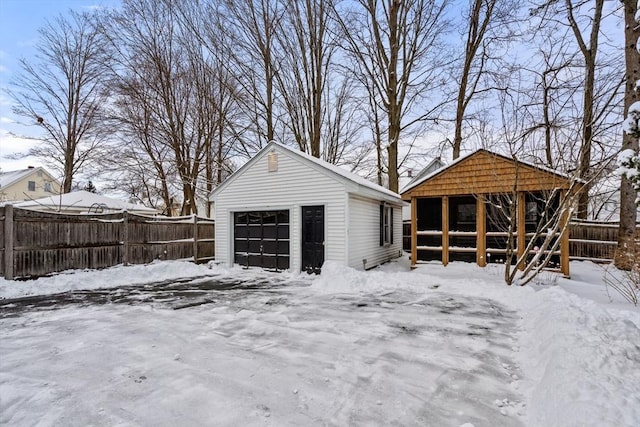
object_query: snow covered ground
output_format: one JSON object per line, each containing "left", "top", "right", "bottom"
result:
{"left": 1, "top": 258, "right": 639, "bottom": 426}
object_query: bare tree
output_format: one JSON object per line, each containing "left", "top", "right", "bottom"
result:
{"left": 104, "top": 0, "right": 230, "bottom": 215}
{"left": 274, "top": 0, "right": 344, "bottom": 158}
{"left": 7, "top": 10, "right": 111, "bottom": 193}
{"left": 451, "top": 0, "right": 520, "bottom": 159}
{"left": 532, "top": 0, "right": 624, "bottom": 218}
{"left": 321, "top": 75, "right": 368, "bottom": 164}
{"left": 107, "top": 74, "right": 177, "bottom": 214}
{"left": 521, "top": 32, "right": 580, "bottom": 169}
{"left": 217, "top": 0, "right": 286, "bottom": 150}
{"left": 614, "top": 0, "right": 640, "bottom": 270}
{"left": 335, "top": 0, "right": 450, "bottom": 192}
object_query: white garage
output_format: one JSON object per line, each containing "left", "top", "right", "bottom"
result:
{"left": 209, "top": 141, "right": 405, "bottom": 273}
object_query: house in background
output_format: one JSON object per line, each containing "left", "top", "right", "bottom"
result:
{"left": 14, "top": 190, "right": 161, "bottom": 216}
{"left": 401, "top": 149, "right": 578, "bottom": 277}
{"left": 209, "top": 141, "right": 405, "bottom": 273}
{"left": 0, "top": 166, "right": 61, "bottom": 203}
{"left": 400, "top": 158, "right": 446, "bottom": 222}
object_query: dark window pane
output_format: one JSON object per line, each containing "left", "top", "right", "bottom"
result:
{"left": 278, "top": 241, "right": 290, "bottom": 254}
{"left": 263, "top": 225, "right": 277, "bottom": 239}
{"left": 235, "top": 212, "right": 247, "bottom": 224}
{"left": 262, "top": 256, "right": 276, "bottom": 269}
{"left": 249, "top": 212, "right": 262, "bottom": 224}
{"left": 248, "top": 240, "right": 262, "bottom": 253}
{"left": 248, "top": 226, "right": 262, "bottom": 238}
{"left": 262, "top": 212, "right": 276, "bottom": 224}
{"left": 278, "top": 211, "right": 289, "bottom": 224}
{"left": 234, "top": 239, "right": 248, "bottom": 252}
{"left": 277, "top": 255, "right": 290, "bottom": 270}
{"left": 234, "top": 226, "right": 248, "bottom": 238}
{"left": 262, "top": 240, "right": 277, "bottom": 254}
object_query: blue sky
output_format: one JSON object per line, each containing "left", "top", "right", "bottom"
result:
{"left": 0, "top": 0, "right": 119, "bottom": 172}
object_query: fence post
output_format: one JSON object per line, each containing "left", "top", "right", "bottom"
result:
{"left": 3, "top": 205, "right": 14, "bottom": 280}
{"left": 122, "top": 211, "right": 129, "bottom": 266}
{"left": 193, "top": 214, "right": 199, "bottom": 263}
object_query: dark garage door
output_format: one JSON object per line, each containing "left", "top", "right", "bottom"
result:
{"left": 234, "top": 210, "right": 290, "bottom": 270}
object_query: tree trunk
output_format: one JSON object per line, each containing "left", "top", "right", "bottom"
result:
{"left": 614, "top": 0, "right": 640, "bottom": 270}
{"left": 567, "top": 0, "right": 603, "bottom": 219}
{"left": 542, "top": 75, "right": 553, "bottom": 167}
{"left": 63, "top": 150, "right": 74, "bottom": 193}
{"left": 387, "top": 0, "right": 400, "bottom": 193}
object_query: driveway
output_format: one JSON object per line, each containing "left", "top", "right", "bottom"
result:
{"left": 0, "top": 274, "right": 301, "bottom": 318}
{"left": 0, "top": 274, "right": 525, "bottom": 426}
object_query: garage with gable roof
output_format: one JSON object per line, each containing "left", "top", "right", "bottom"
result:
{"left": 210, "top": 141, "right": 405, "bottom": 273}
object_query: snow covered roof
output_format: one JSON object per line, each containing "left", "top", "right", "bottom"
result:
{"left": 14, "top": 190, "right": 160, "bottom": 214}
{"left": 401, "top": 149, "right": 583, "bottom": 195}
{"left": 0, "top": 167, "right": 59, "bottom": 189}
{"left": 211, "top": 141, "right": 403, "bottom": 204}
{"left": 400, "top": 158, "right": 446, "bottom": 193}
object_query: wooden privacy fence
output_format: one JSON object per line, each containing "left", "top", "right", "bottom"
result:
{"left": 0, "top": 206, "right": 215, "bottom": 280}
{"left": 568, "top": 220, "right": 639, "bottom": 263}
{"left": 402, "top": 219, "right": 640, "bottom": 263}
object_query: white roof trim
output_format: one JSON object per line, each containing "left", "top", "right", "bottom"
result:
{"left": 210, "top": 141, "right": 403, "bottom": 204}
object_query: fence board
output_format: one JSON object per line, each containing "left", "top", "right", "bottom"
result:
{"left": 1, "top": 207, "right": 215, "bottom": 279}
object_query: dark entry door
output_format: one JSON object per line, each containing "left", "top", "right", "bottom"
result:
{"left": 234, "top": 210, "right": 290, "bottom": 270}
{"left": 301, "top": 205, "right": 324, "bottom": 274}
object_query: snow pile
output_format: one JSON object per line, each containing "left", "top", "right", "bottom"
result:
{"left": 312, "top": 260, "right": 436, "bottom": 294}
{"left": 0, "top": 260, "right": 216, "bottom": 299}
{"left": 514, "top": 287, "right": 640, "bottom": 426}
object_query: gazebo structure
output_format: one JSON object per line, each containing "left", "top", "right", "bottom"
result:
{"left": 401, "top": 149, "right": 579, "bottom": 277}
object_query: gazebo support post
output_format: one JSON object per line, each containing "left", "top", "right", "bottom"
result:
{"left": 560, "top": 190, "right": 570, "bottom": 278}
{"left": 411, "top": 197, "right": 417, "bottom": 268}
{"left": 442, "top": 196, "right": 449, "bottom": 266}
{"left": 517, "top": 192, "right": 526, "bottom": 271}
{"left": 476, "top": 195, "right": 486, "bottom": 267}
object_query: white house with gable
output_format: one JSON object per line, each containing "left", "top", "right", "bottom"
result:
{"left": 209, "top": 141, "right": 405, "bottom": 273}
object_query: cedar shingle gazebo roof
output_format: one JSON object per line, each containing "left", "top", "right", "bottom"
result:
{"left": 401, "top": 149, "right": 576, "bottom": 199}
{"left": 400, "top": 149, "right": 580, "bottom": 277}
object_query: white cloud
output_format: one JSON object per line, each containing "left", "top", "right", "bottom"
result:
{"left": 0, "top": 130, "right": 39, "bottom": 171}
{"left": 0, "top": 116, "right": 14, "bottom": 124}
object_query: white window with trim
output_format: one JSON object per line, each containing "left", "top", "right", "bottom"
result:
{"left": 380, "top": 204, "right": 393, "bottom": 246}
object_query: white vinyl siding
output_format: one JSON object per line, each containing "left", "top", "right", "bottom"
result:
{"left": 214, "top": 146, "right": 346, "bottom": 271}
{"left": 348, "top": 195, "right": 402, "bottom": 270}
